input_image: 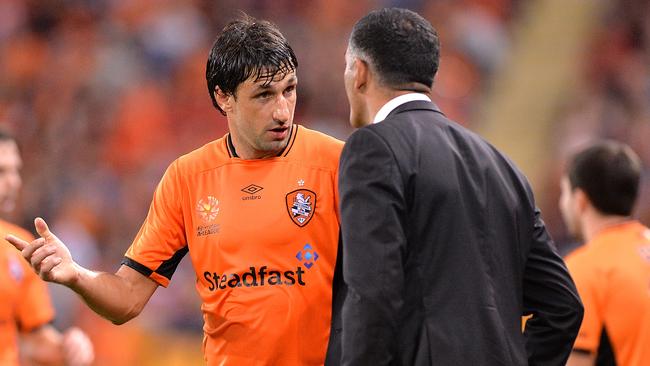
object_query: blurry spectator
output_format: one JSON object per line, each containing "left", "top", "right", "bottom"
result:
{"left": 560, "top": 141, "right": 650, "bottom": 365}
{"left": 7, "top": 0, "right": 646, "bottom": 364}
{"left": 0, "top": 130, "right": 94, "bottom": 366}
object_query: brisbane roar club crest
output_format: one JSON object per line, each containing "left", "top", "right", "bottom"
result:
{"left": 286, "top": 189, "right": 316, "bottom": 227}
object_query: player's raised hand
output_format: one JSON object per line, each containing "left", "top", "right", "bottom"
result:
{"left": 6, "top": 217, "right": 79, "bottom": 286}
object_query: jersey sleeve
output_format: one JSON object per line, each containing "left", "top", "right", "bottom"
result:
{"left": 333, "top": 152, "right": 341, "bottom": 225}
{"left": 565, "top": 252, "right": 602, "bottom": 352}
{"left": 123, "top": 160, "right": 188, "bottom": 287}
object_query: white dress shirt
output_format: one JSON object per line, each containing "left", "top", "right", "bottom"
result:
{"left": 372, "top": 93, "right": 432, "bottom": 124}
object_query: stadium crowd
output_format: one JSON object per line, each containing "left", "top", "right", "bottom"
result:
{"left": 0, "top": 0, "right": 647, "bottom": 364}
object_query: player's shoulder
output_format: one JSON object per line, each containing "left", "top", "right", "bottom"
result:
{"left": 565, "top": 240, "right": 612, "bottom": 274}
{"left": 0, "top": 219, "right": 34, "bottom": 242}
{"left": 292, "top": 125, "right": 344, "bottom": 167}
{"left": 564, "top": 244, "right": 589, "bottom": 266}
{"left": 297, "top": 125, "right": 344, "bottom": 150}
{"left": 564, "top": 245, "right": 601, "bottom": 286}
{"left": 174, "top": 135, "right": 230, "bottom": 173}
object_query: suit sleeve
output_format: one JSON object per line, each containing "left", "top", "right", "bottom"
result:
{"left": 338, "top": 128, "right": 406, "bottom": 365}
{"left": 523, "top": 207, "right": 584, "bottom": 365}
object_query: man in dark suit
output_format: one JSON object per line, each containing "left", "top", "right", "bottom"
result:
{"left": 328, "top": 8, "right": 583, "bottom": 366}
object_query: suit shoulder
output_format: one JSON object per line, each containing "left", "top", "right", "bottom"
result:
{"left": 347, "top": 123, "right": 393, "bottom": 147}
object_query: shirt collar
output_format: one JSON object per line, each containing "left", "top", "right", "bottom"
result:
{"left": 373, "top": 93, "right": 432, "bottom": 124}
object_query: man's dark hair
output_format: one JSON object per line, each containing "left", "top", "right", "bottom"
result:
{"left": 206, "top": 14, "right": 298, "bottom": 115}
{"left": 349, "top": 8, "right": 440, "bottom": 89}
{"left": 0, "top": 129, "right": 17, "bottom": 145}
{"left": 0, "top": 129, "right": 14, "bottom": 142}
{"left": 568, "top": 140, "right": 642, "bottom": 216}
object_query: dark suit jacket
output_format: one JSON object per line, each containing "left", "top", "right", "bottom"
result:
{"left": 326, "top": 101, "right": 583, "bottom": 366}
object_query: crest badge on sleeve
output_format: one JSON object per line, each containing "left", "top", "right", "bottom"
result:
{"left": 8, "top": 257, "right": 24, "bottom": 282}
{"left": 286, "top": 189, "right": 316, "bottom": 227}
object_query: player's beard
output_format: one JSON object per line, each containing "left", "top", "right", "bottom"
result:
{"left": 257, "top": 125, "right": 292, "bottom": 156}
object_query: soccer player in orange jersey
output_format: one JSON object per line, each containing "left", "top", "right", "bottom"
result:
{"left": 0, "top": 131, "right": 94, "bottom": 366}
{"left": 8, "top": 14, "right": 343, "bottom": 366}
{"left": 560, "top": 141, "right": 650, "bottom": 366}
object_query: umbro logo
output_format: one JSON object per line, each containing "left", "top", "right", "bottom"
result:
{"left": 241, "top": 184, "right": 263, "bottom": 194}
{"left": 241, "top": 184, "right": 263, "bottom": 201}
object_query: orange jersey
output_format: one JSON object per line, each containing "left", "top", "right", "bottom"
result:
{"left": 0, "top": 220, "right": 55, "bottom": 366}
{"left": 124, "top": 125, "right": 343, "bottom": 365}
{"left": 565, "top": 221, "right": 650, "bottom": 366}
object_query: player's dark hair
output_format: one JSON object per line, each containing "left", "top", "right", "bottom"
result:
{"left": 206, "top": 13, "right": 298, "bottom": 115}
{"left": 0, "top": 129, "right": 15, "bottom": 142}
{"left": 0, "top": 129, "right": 21, "bottom": 156}
{"left": 568, "top": 140, "right": 642, "bottom": 216}
{"left": 349, "top": 8, "right": 440, "bottom": 89}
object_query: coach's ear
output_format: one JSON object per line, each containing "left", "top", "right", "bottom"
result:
{"left": 214, "top": 87, "right": 233, "bottom": 114}
{"left": 352, "top": 57, "right": 369, "bottom": 93}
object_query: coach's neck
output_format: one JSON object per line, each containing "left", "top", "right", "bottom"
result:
{"left": 366, "top": 81, "right": 432, "bottom": 123}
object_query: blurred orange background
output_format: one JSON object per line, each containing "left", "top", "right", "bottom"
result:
{"left": 1, "top": 0, "right": 649, "bottom": 364}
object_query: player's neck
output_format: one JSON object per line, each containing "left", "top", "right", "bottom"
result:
{"left": 582, "top": 213, "right": 632, "bottom": 242}
{"left": 228, "top": 133, "right": 288, "bottom": 160}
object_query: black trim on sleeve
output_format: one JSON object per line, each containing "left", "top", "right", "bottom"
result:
{"left": 17, "top": 318, "right": 56, "bottom": 333}
{"left": 572, "top": 349, "right": 592, "bottom": 355}
{"left": 121, "top": 257, "right": 154, "bottom": 277}
{"left": 596, "top": 326, "right": 616, "bottom": 366}
{"left": 154, "top": 246, "right": 189, "bottom": 280}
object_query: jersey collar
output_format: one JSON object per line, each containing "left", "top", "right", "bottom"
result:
{"left": 226, "top": 125, "right": 299, "bottom": 159}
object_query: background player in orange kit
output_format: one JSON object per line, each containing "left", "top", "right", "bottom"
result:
{"left": 560, "top": 141, "right": 650, "bottom": 366}
{"left": 9, "top": 14, "right": 343, "bottom": 366}
{"left": 0, "top": 131, "right": 94, "bottom": 366}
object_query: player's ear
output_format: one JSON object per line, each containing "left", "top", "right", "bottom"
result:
{"left": 574, "top": 188, "right": 589, "bottom": 213}
{"left": 214, "top": 87, "right": 233, "bottom": 114}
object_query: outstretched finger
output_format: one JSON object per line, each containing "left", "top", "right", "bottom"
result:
{"left": 39, "top": 256, "right": 62, "bottom": 275}
{"left": 34, "top": 217, "right": 54, "bottom": 240}
{"left": 31, "top": 244, "right": 57, "bottom": 269}
{"left": 21, "top": 238, "right": 47, "bottom": 260}
{"left": 5, "top": 234, "right": 30, "bottom": 251}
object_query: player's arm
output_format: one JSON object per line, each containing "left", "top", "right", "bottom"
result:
{"left": 563, "top": 247, "right": 603, "bottom": 366}
{"left": 7, "top": 217, "right": 158, "bottom": 325}
{"left": 338, "top": 128, "right": 407, "bottom": 365}
{"left": 19, "top": 324, "right": 62, "bottom": 366}
{"left": 566, "top": 351, "right": 595, "bottom": 366}
{"left": 21, "top": 324, "right": 94, "bottom": 366}
{"left": 66, "top": 264, "right": 158, "bottom": 325}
